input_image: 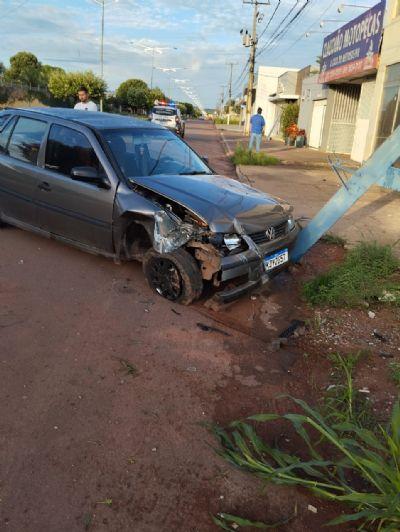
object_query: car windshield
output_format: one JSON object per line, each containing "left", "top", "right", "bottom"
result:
{"left": 152, "top": 107, "right": 176, "bottom": 116}
{"left": 102, "top": 128, "right": 212, "bottom": 178}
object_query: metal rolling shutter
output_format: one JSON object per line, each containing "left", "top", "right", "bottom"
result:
{"left": 327, "top": 85, "right": 361, "bottom": 154}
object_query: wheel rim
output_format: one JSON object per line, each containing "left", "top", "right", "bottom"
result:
{"left": 148, "top": 258, "right": 182, "bottom": 301}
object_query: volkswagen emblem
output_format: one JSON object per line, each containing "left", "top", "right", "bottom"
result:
{"left": 265, "top": 226, "right": 276, "bottom": 241}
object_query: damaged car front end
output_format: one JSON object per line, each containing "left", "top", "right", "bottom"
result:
{"left": 102, "top": 126, "right": 299, "bottom": 305}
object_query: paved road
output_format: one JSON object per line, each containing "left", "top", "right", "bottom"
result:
{"left": 0, "top": 120, "right": 328, "bottom": 532}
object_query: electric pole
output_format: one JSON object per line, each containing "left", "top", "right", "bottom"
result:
{"left": 242, "top": 0, "right": 269, "bottom": 135}
{"left": 220, "top": 85, "right": 226, "bottom": 115}
{"left": 226, "top": 62, "right": 238, "bottom": 125}
{"left": 226, "top": 62, "right": 238, "bottom": 101}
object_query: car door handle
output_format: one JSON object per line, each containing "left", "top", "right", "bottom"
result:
{"left": 38, "top": 181, "right": 51, "bottom": 192}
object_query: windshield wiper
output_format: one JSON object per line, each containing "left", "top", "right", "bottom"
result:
{"left": 179, "top": 171, "right": 211, "bottom": 175}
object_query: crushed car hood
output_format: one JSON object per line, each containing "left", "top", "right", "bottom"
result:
{"left": 130, "top": 174, "right": 290, "bottom": 233}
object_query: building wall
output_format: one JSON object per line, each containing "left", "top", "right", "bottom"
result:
{"left": 364, "top": 0, "right": 400, "bottom": 159}
{"left": 253, "top": 66, "right": 298, "bottom": 137}
{"left": 276, "top": 71, "right": 298, "bottom": 96}
{"left": 298, "top": 74, "right": 328, "bottom": 140}
{"left": 351, "top": 79, "right": 376, "bottom": 162}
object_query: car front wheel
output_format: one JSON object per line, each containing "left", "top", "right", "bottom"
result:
{"left": 143, "top": 248, "right": 203, "bottom": 305}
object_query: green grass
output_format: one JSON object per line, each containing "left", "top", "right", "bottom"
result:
{"left": 321, "top": 233, "right": 347, "bottom": 247}
{"left": 324, "top": 352, "right": 375, "bottom": 431}
{"left": 231, "top": 144, "right": 280, "bottom": 166}
{"left": 213, "top": 396, "right": 400, "bottom": 530}
{"left": 212, "top": 351, "right": 400, "bottom": 530}
{"left": 214, "top": 116, "right": 240, "bottom": 125}
{"left": 303, "top": 242, "right": 400, "bottom": 307}
{"left": 389, "top": 361, "right": 400, "bottom": 388}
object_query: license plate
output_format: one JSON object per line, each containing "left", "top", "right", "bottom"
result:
{"left": 264, "top": 248, "right": 289, "bottom": 271}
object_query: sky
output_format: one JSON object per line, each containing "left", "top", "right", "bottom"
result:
{"left": 0, "top": 0, "right": 380, "bottom": 108}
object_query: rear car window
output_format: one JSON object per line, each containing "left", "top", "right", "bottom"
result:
{"left": 0, "top": 116, "right": 17, "bottom": 154}
{"left": 45, "top": 124, "right": 102, "bottom": 177}
{"left": 152, "top": 107, "right": 177, "bottom": 116}
{"left": 8, "top": 117, "right": 47, "bottom": 165}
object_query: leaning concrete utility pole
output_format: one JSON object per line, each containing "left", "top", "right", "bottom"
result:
{"left": 242, "top": 0, "right": 269, "bottom": 135}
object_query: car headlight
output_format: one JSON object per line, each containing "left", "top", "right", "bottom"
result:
{"left": 224, "top": 234, "right": 241, "bottom": 250}
{"left": 288, "top": 215, "right": 296, "bottom": 231}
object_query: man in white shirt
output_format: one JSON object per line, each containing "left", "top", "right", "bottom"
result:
{"left": 74, "top": 86, "right": 98, "bottom": 112}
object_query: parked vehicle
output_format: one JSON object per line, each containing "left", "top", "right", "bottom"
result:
{"left": 0, "top": 108, "right": 299, "bottom": 304}
{"left": 150, "top": 102, "right": 185, "bottom": 138}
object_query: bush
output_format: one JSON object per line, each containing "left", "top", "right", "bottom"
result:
{"left": 303, "top": 242, "right": 400, "bottom": 307}
{"left": 231, "top": 144, "right": 279, "bottom": 166}
{"left": 280, "top": 103, "right": 299, "bottom": 137}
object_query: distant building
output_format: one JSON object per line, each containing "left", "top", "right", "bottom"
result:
{"left": 243, "top": 66, "right": 299, "bottom": 137}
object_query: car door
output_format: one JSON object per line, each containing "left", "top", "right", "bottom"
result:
{"left": 0, "top": 114, "right": 48, "bottom": 227}
{"left": 36, "top": 122, "right": 117, "bottom": 253}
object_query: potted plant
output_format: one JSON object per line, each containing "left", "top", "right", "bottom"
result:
{"left": 295, "top": 128, "right": 306, "bottom": 148}
{"left": 285, "top": 123, "right": 299, "bottom": 146}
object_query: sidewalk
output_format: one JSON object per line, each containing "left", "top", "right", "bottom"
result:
{"left": 235, "top": 162, "right": 400, "bottom": 256}
{"left": 219, "top": 126, "right": 354, "bottom": 169}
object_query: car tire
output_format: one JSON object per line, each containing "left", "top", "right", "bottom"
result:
{"left": 143, "top": 248, "right": 203, "bottom": 305}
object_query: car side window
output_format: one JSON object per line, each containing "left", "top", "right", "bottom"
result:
{"left": 0, "top": 114, "right": 11, "bottom": 129}
{"left": 0, "top": 116, "right": 17, "bottom": 154}
{"left": 8, "top": 117, "right": 47, "bottom": 165}
{"left": 45, "top": 124, "right": 103, "bottom": 177}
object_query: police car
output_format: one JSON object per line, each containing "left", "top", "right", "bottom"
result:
{"left": 150, "top": 100, "right": 185, "bottom": 138}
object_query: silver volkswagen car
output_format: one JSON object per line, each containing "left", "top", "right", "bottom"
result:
{"left": 0, "top": 108, "right": 299, "bottom": 304}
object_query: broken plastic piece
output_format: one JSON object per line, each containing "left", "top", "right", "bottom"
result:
{"left": 153, "top": 211, "right": 196, "bottom": 254}
{"left": 279, "top": 319, "right": 306, "bottom": 339}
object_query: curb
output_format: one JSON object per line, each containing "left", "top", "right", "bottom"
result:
{"left": 219, "top": 130, "right": 234, "bottom": 157}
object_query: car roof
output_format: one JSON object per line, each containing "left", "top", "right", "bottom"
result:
{"left": 3, "top": 107, "right": 161, "bottom": 131}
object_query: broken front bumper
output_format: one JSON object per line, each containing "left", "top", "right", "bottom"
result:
{"left": 216, "top": 225, "right": 300, "bottom": 303}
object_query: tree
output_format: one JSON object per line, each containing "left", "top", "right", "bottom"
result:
{"left": 148, "top": 87, "right": 165, "bottom": 108}
{"left": 0, "top": 62, "right": 5, "bottom": 77}
{"left": 127, "top": 86, "right": 149, "bottom": 113}
{"left": 4, "top": 51, "right": 42, "bottom": 86}
{"left": 116, "top": 79, "right": 149, "bottom": 108}
{"left": 280, "top": 103, "right": 299, "bottom": 137}
{"left": 40, "top": 64, "right": 65, "bottom": 85}
{"left": 48, "top": 70, "right": 106, "bottom": 102}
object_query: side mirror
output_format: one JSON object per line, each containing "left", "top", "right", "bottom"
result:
{"left": 71, "top": 166, "right": 110, "bottom": 189}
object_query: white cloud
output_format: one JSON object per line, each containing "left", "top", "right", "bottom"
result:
{"left": 0, "top": 0, "right": 365, "bottom": 107}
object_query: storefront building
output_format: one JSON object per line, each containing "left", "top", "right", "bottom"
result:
{"left": 315, "top": 0, "right": 400, "bottom": 162}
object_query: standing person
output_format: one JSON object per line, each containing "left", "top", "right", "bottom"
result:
{"left": 249, "top": 107, "right": 265, "bottom": 152}
{"left": 74, "top": 86, "right": 98, "bottom": 112}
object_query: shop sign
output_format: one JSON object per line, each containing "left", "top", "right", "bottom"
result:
{"left": 319, "top": 1, "right": 386, "bottom": 83}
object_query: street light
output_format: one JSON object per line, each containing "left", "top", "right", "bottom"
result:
{"left": 305, "top": 30, "right": 330, "bottom": 37}
{"left": 92, "top": 0, "right": 118, "bottom": 111}
{"left": 337, "top": 3, "right": 371, "bottom": 13}
{"left": 129, "top": 42, "right": 178, "bottom": 89}
{"left": 320, "top": 19, "right": 342, "bottom": 27}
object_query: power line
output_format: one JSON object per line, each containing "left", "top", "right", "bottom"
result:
{"left": 257, "top": 0, "right": 281, "bottom": 41}
{"left": 257, "top": 0, "right": 300, "bottom": 54}
{"left": 267, "top": 0, "right": 337, "bottom": 62}
{"left": 257, "top": 0, "right": 312, "bottom": 58}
